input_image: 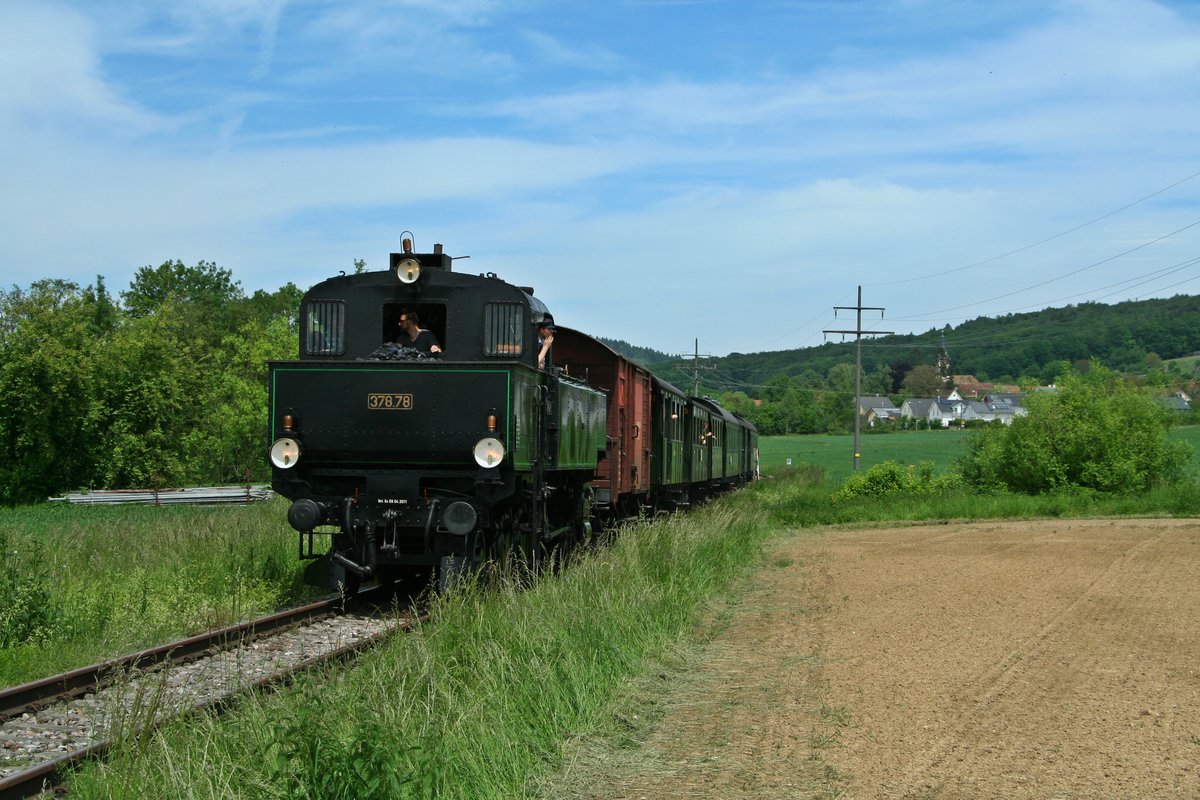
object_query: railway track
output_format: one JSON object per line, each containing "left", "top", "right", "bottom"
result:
{"left": 0, "top": 586, "right": 422, "bottom": 799}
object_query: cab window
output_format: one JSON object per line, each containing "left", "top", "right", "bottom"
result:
{"left": 484, "top": 302, "right": 524, "bottom": 356}
{"left": 383, "top": 303, "right": 446, "bottom": 347}
{"left": 303, "top": 300, "right": 345, "bottom": 356}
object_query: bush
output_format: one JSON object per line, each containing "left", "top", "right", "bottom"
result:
{"left": 958, "top": 364, "right": 1194, "bottom": 494}
{"left": 0, "top": 531, "right": 61, "bottom": 647}
{"left": 830, "top": 460, "right": 962, "bottom": 504}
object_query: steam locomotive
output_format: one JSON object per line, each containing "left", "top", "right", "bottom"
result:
{"left": 267, "top": 240, "right": 757, "bottom": 591}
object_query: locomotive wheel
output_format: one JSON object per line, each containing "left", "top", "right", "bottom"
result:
{"left": 495, "top": 504, "right": 542, "bottom": 578}
{"left": 572, "top": 485, "right": 595, "bottom": 551}
{"left": 489, "top": 508, "right": 520, "bottom": 566}
{"left": 521, "top": 503, "right": 546, "bottom": 575}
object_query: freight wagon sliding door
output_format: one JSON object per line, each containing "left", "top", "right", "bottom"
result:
{"left": 632, "top": 372, "right": 651, "bottom": 494}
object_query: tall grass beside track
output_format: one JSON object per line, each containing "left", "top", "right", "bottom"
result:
{"left": 68, "top": 502, "right": 777, "bottom": 799}
{"left": 0, "top": 498, "right": 315, "bottom": 686}
{"left": 59, "top": 465, "right": 1200, "bottom": 799}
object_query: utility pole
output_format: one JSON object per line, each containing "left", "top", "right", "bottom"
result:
{"left": 680, "top": 338, "right": 714, "bottom": 396}
{"left": 824, "top": 286, "right": 893, "bottom": 472}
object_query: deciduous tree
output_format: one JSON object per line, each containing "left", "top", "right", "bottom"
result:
{"left": 959, "top": 363, "right": 1192, "bottom": 493}
{"left": 0, "top": 281, "right": 100, "bottom": 504}
{"left": 901, "top": 364, "right": 943, "bottom": 397}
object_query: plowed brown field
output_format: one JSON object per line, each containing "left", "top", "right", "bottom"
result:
{"left": 575, "top": 518, "right": 1200, "bottom": 799}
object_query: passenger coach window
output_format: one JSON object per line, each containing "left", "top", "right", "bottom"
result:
{"left": 304, "top": 300, "right": 346, "bottom": 356}
{"left": 484, "top": 302, "right": 524, "bottom": 356}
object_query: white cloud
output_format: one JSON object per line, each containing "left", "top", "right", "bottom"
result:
{"left": 516, "top": 29, "right": 626, "bottom": 71}
{"left": 487, "top": 0, "right": 1200, "bottom": 167}
{"left": 0, "top": 2, "right": 162, "bottom": 133}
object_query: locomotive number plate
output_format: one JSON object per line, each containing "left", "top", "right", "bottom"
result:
{"left": 367, "top": 393, "right": 414, "bottom": 410}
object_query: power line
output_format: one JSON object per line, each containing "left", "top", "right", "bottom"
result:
{"left": 760, "top": 288, "right": 856, "bottom": 348}
{"left": 756, "top": 167, "right": 1200, "bottom": 353}
{"left": 887, "top": 253, "right": 1200, "bottom": 326}
{"left": 678, "top": 338, "right": 715, "bottom": 396}
{"left": 899, "top": 217, "right": 1200, "bottom": 323}
{"left": 870, "top": 166, "right": 1200, "bottom": 287}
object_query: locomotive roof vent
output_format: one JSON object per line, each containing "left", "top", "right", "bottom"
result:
{"left": 391, "top": 235, "right": 453, "bottom": 282}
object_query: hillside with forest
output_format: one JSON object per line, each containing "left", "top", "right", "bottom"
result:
{"left": 599, "top": 295, "right": 1200, "bottom": 435}
{"left": 610, "top": 295, "right": 1200, "bottom": 395}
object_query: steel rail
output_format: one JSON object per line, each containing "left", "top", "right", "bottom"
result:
{"left": 0, "top": 585, "right": 411, "bottom": 800}
{"left": 0, "top": 596, "right": 343, "bottom": 723}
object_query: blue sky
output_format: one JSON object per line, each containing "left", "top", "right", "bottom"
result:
{"left": 3, "top": 0, "right": 1199, "bottom": 357}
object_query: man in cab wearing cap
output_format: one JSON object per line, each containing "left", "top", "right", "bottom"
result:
{"left": 536, "top": 319, "right": 554, "bottom": 369}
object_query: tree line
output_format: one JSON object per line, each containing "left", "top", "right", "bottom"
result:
{"left": 4, "top": 261, "right": 1198, "bottom": 503}
{"left": 0, "top": 262, "right": 301, "bottom": 506}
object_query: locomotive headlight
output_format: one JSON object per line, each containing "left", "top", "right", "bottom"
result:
{"left": 395, "top": 257, "right": 421, "bottom": 284}
{"left": 472, "top": 437, "right": 505, "bottom": 468}
{"left": 270, "top": 437, "right": 302, "bottom": 469}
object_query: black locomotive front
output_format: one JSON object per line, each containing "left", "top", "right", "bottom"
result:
{"left": 267, "top": 242, "right": 605, "bottom": 590}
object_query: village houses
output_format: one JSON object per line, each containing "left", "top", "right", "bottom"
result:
{"left": 859, "top": 375, "right": 1032, "bottom": 428}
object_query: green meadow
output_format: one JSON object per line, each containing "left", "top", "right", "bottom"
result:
{"left": 760, "top": 425, "right": 1200, "bottom": 485}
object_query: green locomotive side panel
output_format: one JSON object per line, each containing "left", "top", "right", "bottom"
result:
{"left": 509, "top": 367, "right": 542, "bottom": 470}
{"left": 556, "top": 380, "right": 607, "bottom": 470}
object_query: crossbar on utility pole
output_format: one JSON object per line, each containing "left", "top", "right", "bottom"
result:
{"left": 680, "top": 338, "right": 713, "bottom": 396}
{"left": 824, "top": 286, "right": 893, "bottom": 472}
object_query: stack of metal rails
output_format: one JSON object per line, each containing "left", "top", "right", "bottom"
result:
{"left": 49, "top": 485, "right": 274, "bottom": 505}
